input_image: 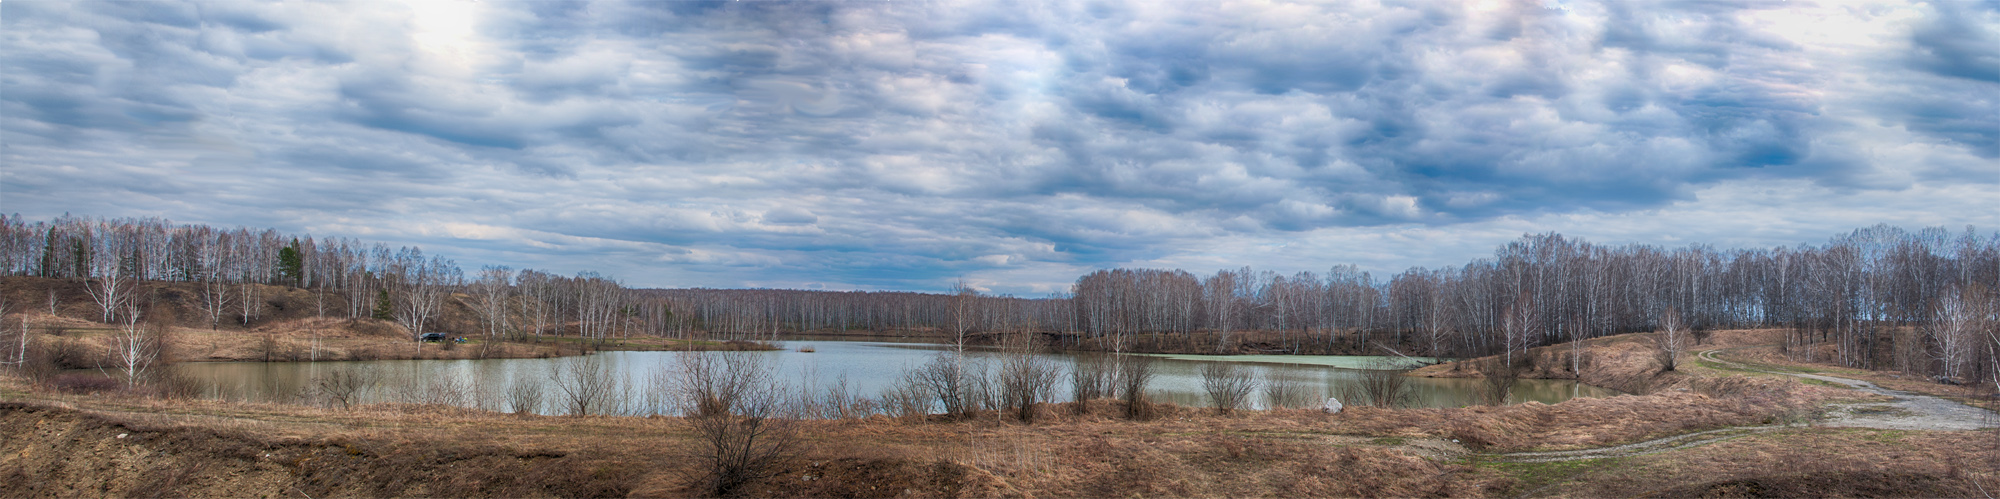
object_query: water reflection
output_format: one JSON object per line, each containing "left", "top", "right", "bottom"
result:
{"left": 172, "top": 340, "right": 1619, "bottom": 415}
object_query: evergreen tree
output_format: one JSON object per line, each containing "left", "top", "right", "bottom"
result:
{"left": 372, "top": 289, "right": 394, "bottom": 321}
{"left": 277, "top": 239, "right": 305, "bottom": 287}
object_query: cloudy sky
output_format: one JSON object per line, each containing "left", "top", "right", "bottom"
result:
{"left": 2, "top": 0, "right": 1995, "bottom": 294}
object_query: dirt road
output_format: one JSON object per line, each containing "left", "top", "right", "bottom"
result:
{"left": 1486, "top": 348, "right": 1996, "bottom": 464}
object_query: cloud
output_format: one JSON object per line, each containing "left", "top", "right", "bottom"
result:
{"left": 3, "top": 0, "right": 1994, "bottom": 294}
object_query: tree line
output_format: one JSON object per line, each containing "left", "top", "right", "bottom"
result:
{"left": 1069, "top": 225, "right": 2000, "bottom": 384}
{"left": 1, "top": 214, "right": 1995, "bottom": 385}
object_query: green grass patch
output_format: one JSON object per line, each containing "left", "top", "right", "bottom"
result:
{"left": 1853, "top": 428, "right": 1913, "bottom": 442}
{"left": 1847, "top": 405, "right": 1914, "bottom": 418}
{"left": 1476, "top": 457, "right": 1625, "bottom": 496}
{"left": 1371, "top": 437, "right": 1407, "bottom": 446}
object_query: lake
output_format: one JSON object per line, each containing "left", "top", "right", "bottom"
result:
{"left": 171, "top": 339, "right": 1619, "bottom": 415}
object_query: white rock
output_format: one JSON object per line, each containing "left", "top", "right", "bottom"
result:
{"left": 1321, "top": 397, "right": 1344, "bottom": 414}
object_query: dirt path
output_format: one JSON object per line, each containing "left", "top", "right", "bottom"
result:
{"left": 1483, "top": 348, "right": 1997, "bottom": 466}
{"left": 1695, "top": 348, "right": 1998, "bottom": 432}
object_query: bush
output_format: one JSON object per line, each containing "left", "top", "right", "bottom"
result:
{"left": 997, "top": 336, "right": 1062, "bottom": 422}
{"left": 50, "top": 373, "right": 121, "bottom": 394}
{"left": 148, "top": 372, "right": 207, "bottom": 400}
{"left": 878, "top": 378, "right": 930, "bottom": 420}
{"left": 908, "top": 353, "right": 978, "bottom": 419}
{"left": 672, "top": 351, "right": 799, "bottom": 497}
{"left": 311, "top": 366, "right": 379, "bottom": 410}
{"left": 1262, "top": 374, "right": 1316, "bottom": 409}
{"left": 1199, "top": 362, "right": 1256, "bottom": 414}
{"left": 1346, "top": 359, "right": 1414, "bottom": 408}
{"left": 1481, "top": 356, "right": 1533, "bottom": 406}
{"left": 1071, "top": 352, "right": 1116, "bottom": 411}
{"left": 1118, "top": 355, "right": 1157, "bottom": 420}
{"left": 506, "top": 370, "right": 545, "bottom": 414}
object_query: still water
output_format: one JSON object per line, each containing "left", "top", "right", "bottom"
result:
{"left": 171, "top": 339, "right": 1619, "bottom": 415}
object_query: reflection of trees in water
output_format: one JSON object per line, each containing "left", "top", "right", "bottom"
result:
{"left": 170, "top": 344, "right": 1618, "bottom": 414}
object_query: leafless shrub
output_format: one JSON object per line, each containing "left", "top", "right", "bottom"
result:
{"left": 1346, "top": 359, "right": 1414, "bottom": 408}
{"left": 1481, "top": 356, "right": 1531, "bottom": 406}
{"left": 396, "top": 374, "right": 470, "bottom": 407}
{"left": 1262, "top": 373, "right": 1315, "bottom": 409}
{"left": 149, "top": 372, "right": 206, "bottom": 400}
{"left": 908, "top": 352, "right": 977, "bottom": 418}
{"left": 257, "top": 333, "right": 281, "bottom": 362}
{"left": 673, "top": 352, "right": 768, "bottom": 418}
{"left": 997, "top": 337, "right": 1063, "bottom": 422}
{"left": 1071, "top": 352, "right": 1116, "bottom": 408}
{"left": 1200, "top": 362, "right": 1256, "bottom": 414}
{"left": 549, "top": 354, "right": 622, "bottom": 416}
{"left": 878, "top": 377, "right": 930, "bottom": 420}
{"left": 506, "top": 370, "right": 546, "bottom": 415}
{"left": 311, "top": 366, "right": 378, "bottom": 410}
{"left": 672, "top": 351, "right": 799, "bottom": 497}
{"left": 51, "top": 373, "right": 121, "bottom": 394}
{"left": 18, "top": 338, "right": 65, "bottom": 385}
{"left": 1117, "top": 355, "right": 1157, "bottom": 420}
{"left": 801, "top": 373, "right": 871, "bottom": 419}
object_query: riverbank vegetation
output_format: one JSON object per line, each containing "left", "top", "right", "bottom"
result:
{"left": 2, "top": 325, "right": 1993, "bottom": 498}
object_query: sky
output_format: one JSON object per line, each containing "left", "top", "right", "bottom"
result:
{"left": 2, "top": 0, "right": 1995, "bottom": 295}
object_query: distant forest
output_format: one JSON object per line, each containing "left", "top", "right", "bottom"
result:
{"left": 1, "top": 215, "right": 1995, "bottom": 384}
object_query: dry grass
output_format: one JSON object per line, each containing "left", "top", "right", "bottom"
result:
{"left": 1522, "top": 428, "right": 1999, "bottom": 498}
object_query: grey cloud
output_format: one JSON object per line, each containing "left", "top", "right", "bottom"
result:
{"left": 4, "top": 0, "right": 1994, "bottom": 294}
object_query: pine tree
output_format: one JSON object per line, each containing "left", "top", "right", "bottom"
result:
{"left": 277, "top": 239, "right": 305, "bottom": 287}
{"left": 372, "top": 289, "right": 394, "bottom": 321}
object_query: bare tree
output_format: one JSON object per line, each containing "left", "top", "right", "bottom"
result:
{"left": 517, "top": 269, "right": 562, "bottom": 341}
{"left": 1502, "top": 291, "right": 1538, "bottom": 368}
{"left": 193, "top": 229, "right": 234, "bottom": 329}
{"left": 1931, "top": 288, "right": 1979, "bottom": 381}
{"left": 0, "top": 299, "right": 21, "bottom": 370}
{"left": 105, "top": 303, "right": 167, "bottom": 389}
{"left": 672, "top": 351, "right": 799, "bottom": 497}
{"left": 1657, "top": 307, "right": 1687, "bottom": 372}
{"left": 471, "top": 266, "right": 513, "bottom": 341}
{"left": 390, "top": 250, "right": 460, "bottom": 342}
{"left": 80, "top": 223, "right": 134, "bottom": 324}
{"left": 1199, "top": 362, "right": 1255, "bottom": 414}
{"left": 12, "top": 315, "right": 26, "bottom": 371}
